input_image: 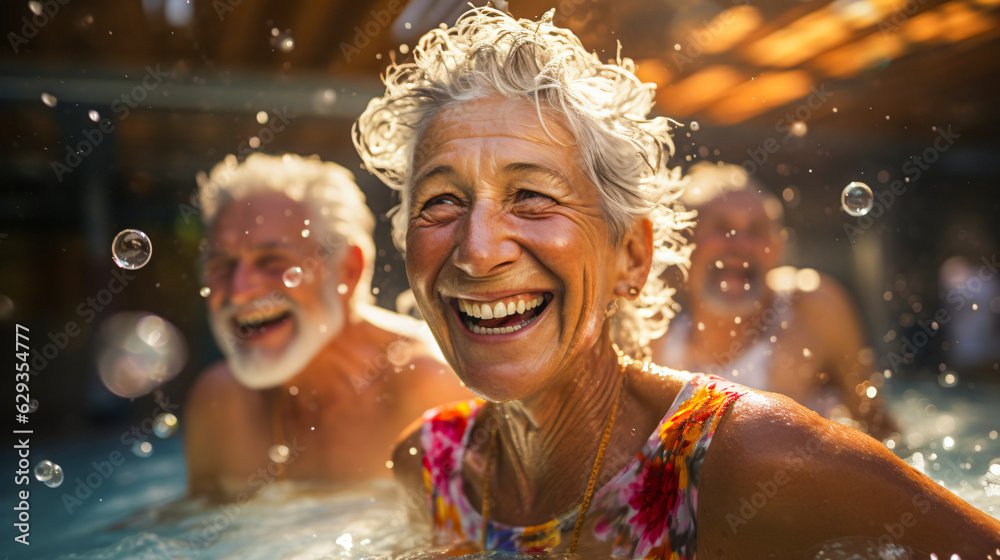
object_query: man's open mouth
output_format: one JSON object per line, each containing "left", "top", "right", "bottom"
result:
{"left": 231, "top": 307, "right": 293, "bottom": 338}
{"left": 450, "top": 293, "right": 553, "bottom": 335}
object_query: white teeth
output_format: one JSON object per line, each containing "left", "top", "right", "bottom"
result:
{"left": 507, "top": 302, "right": 516, "bottom": 316}
{"left": 517, "top": 300, "right": 526, "bottom": 314}
{"left": 481, "top": 303, "right": 494, "bottom": 320}
{"left": 472, "top": 303, "right": 482, "bottom": 318}
{"left": 494, "top": 302, "right": 507, "bottom": 319}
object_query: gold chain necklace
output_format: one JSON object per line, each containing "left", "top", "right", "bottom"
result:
{"left": 479, "top": 356, "right": 627, "bottom": 553}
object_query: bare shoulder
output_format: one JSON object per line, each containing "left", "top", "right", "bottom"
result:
{"left": 626, "top": 360, "right": 689, "bottom": 413}
{"left": 697, "top": 390, "right": 1000, "bottom": 557}
{"left": 187, "top": 361, "right": 263, "bottom": 419}
{"left": 792, "top": 272, "right": 858, "bottom": 322}
{"left": 184, "top": 362, "right": 267, "bottom": 496}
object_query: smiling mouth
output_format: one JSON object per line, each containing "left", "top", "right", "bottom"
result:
{"left": 451, "top": 293, "right": 552, "bottom": 335}
{"left": 231, "top": 307, "right": 293, "bottom": 339}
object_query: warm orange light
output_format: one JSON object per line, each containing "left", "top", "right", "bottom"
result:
{"left": 706, "top": 70, "right": 813, "bottom": 124}
{"left": 812, "top": 31, "right": 907, "bottom": 77}
{"left": 655, "top": 65, "right": 746, "bottom": 116}
{"left": 743, "top": 9, "right": 852, "bottom": 67}
{"left": 635, "top": 59, "right": 673, "bottom": 89}
{"left": 687, "top": 5, "right": 763, "bottom": 54}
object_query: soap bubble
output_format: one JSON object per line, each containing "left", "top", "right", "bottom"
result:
{"left": 199, "top": 286, "right": 211, "bottom": 298}
{"left": 153, "top": 413, "right": 179, "bottom": 439}
{"left": 29, "top": 1, "right": 43, "bottom": 15}
{"left": 790, "top": 121, "right": 808, "bottom": 137}
{"left": 43, "top": 463, "right": 64, "bottom": 488}
{"left": 34, "top": 460, "right": 56, "bottom": 482}
{"left": 111, "top": 229, "right": 152, "bottom": 270}
{"left": 97, "top": 312, "right": 187, "bottom": 398}
{"left": 41, "top": 92, "right": 58, "bottom": 107}
{"left": 269, "top": 444, "right": 291, "bottom": 463}
{"left": 689, "top": 121, "right": 700, "bottom": 131}
{"left": 282, "top": 266, "right": 303, "bottom": 288}
{"left": 27, "top": 399, "right": 38, "bottom": 413}
{"left": 841, "top": 182, "right": 873, "bottom": 217}
{"left": 88, "top": 110, "right": 100, "bottom": 122}
{"left": 131, "top": 440, "right": 153, "bottom": 457}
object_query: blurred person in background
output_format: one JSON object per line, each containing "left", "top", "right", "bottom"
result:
{"left": 649, "top": 161, "right": 896, "bottom": 439}
{"left": 185, "top": 153, "right": 470, "bottom": 499}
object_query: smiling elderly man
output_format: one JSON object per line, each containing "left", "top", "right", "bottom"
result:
{"left": 184, "top": 153, "right": 469, "bottom": 498}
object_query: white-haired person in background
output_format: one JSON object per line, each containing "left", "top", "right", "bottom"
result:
{"left": 184, "top": 153, "right": 470, "bottom": 498}
{"left": 650, "top": 161, "right": 896, "bottom": 440}
{"left": 353, "top": 7, "right": 999, "bottom": 558}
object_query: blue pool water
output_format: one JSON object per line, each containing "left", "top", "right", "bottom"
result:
{"left": 3, "top": 380, "right": 999, "bottom": 560}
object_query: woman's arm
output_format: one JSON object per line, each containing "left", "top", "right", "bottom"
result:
{"left": 391, "top": 418, "right": 432, "bottom": 525}
{"left": 697, "top": 390, "right": 1000, "bottom": 558}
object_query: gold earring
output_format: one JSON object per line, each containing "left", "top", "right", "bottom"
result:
{"left": 605, "top": 299, "right": 617, "bottom": 318}
{"left": 628, "top": 287, "right": 639, "bottom": 297}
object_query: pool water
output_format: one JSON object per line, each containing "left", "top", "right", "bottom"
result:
{"left": 4, "top": 380, "right": 999, "bottom": 560}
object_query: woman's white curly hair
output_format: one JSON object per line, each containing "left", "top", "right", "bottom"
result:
{"left": 352, "top": 6, "right": 693, "bottom": 357}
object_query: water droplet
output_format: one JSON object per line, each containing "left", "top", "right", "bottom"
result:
{"left": 268, "top": 444, "right": 291, "bottom": 463}
{"left": 282, "top": 266, "right": 303, "bottom": 288}
{"left": 44, "top": 464, "right": 64, "bottom": 488}
{"left": 255, "top": 110, "right": 269, "bottom": 124}
{"left": 153, "top": 413, "right": 178, "bottom": 438}
{"left": 866, "top": 386, "right": 877, "bottom": 398}
{"left": 111, "top": 229, "right": 152, "bottom": 270}
{"left": 28, "top": 1, "right": 43, "bottom": 16}
{"left": 630, "top": 428, "right": 637, "bottom": 436}
{"left": 790, "top": 121, "right": 808, "bottom": 137}
{"left": 690, "top": 121, "right": 700, "bottom": 132}
{"left": 275, "top": 32, "right": 295, "bottom": 52}
{"left": 841, "top": 182, "right": 874, "bottom": 217}
{"left": 337, "top": 283, "right": 348, "bottom": 295}
{"left": 41, "top": 92, "right": 58, "bottom": 107}
{"left": 34, "top": 460, "right": 56, "bottom": 482}
{"left": 942, "top": 436, "right": 955, "bottom": 450}
{"left": 938, "top": 371, "right": 958, "bottom": 387}
{"left": 321, "top": 89, "right": 337, "bottom": 104}
{"left": 301, "top": 229, "right": 310, "bottom": 238}
{"left": 88, "top": 110, "right": 100, "bottom": 122}
{"left": 199, "top": 286, "right": 211, "bottom": 298}
{"left": 408, "top": 446, "right": 418, "bottom": 456}
{"left": 131, "top": 440, "right": 153, "bottom": 457}
{"left": 715, "top": 260, "right": 724, "bottom": 269}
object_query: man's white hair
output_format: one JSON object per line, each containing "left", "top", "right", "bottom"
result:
{"left": 196, "top": 153, "right": 376, "bottom": 304}
{"left": 681, "top": 161, "right": 785, "bottom": 223}
{"left": 353, "top": 7, "right": 693, "bottom": 356}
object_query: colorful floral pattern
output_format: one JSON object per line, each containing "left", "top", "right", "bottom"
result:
{"left": 418, "top": 370, "right": 745, "bottom": 558}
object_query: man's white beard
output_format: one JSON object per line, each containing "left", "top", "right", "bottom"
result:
{"left": 210, "top": 282, "right": 346, "bottom": 389}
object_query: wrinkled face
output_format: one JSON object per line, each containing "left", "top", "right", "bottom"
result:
{"left": 202, "top": 191, "right": 346, "bottom": 389}
{"left": 688, "top": 191, "right": 781, "bottom": 316}
{"left": 405, "top": 97, "right": 626, "bottom": 402}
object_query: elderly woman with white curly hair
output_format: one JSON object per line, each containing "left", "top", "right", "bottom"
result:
{"left": 354, "top": 7, "right": 1000, "bottom": 558}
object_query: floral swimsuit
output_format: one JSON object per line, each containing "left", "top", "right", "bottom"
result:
{"left": 417, "top": 369, "right": 746, "bottom": 558}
